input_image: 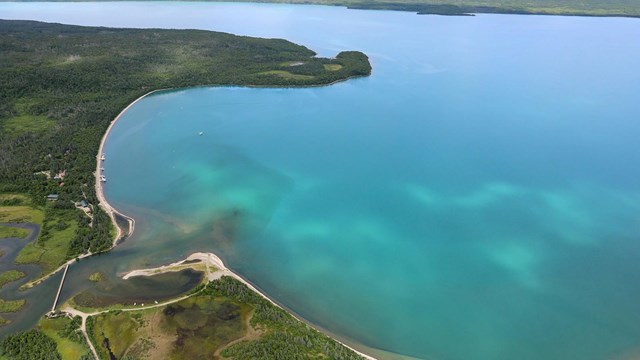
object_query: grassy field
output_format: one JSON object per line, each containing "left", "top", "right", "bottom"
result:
{"left": 258, "top": 70, "right": 315, "bottom": 81}
{"left": 0, "top": 270, "right": 26, "bottom": 289}
{"left": 0, "top": 299, "right": 26, "bottom": 313}
{"left": 15, "top": 216, "right": 78, "bottom": 275}
{"left": 38, "top": 317, "right": 91, "bottom": 360}
{"left": 0, "top": 226, "right": 29, "bottom": 239}
{"left": 0, "top": 206, "right": 44, "bottom": 224}
{"left": 0, "top": 194, "right": 44, "bottom": 225}
{"left": 2, "top": 115, "right": 55, "bottom": 137}
{"left": 0, "top": 194, "right": 29, "bottom": 203}
{"left": 324, "top": 64, "right": 344, "bottom": 71}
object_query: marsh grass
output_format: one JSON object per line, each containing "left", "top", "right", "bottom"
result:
{"left": 0, "top": 299, "right": 26, "bottom": 313}
{"left": 0, "top": 226, "right": 29, "bottom": 240}
{"left": 0, "top": 271, "right": 26, "bottom": 289}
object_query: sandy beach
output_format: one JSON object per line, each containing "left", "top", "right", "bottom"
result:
{"left": 95, "top": 90, "right": 170, "bottom": 246}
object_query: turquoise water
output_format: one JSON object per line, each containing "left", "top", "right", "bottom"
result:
{"left": 3, "top": 3, "right": 640, "bottom": 359}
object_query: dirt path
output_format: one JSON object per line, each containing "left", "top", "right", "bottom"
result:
{"left": 62, "top": 307, "right": 100, "bottom": 360}
{"left": 214, "top": 308, "right": 262, "bottom": 359}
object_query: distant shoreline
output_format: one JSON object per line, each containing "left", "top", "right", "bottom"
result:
{"left": 3, "top": 0, "right": 638, "bottom": 19}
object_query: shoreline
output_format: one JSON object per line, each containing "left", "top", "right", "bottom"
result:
{"left": 95, "top": 85, "right": 379, "bottom": 360}
{"left": 95, "top": 88, "right": 167, "bottom": 246}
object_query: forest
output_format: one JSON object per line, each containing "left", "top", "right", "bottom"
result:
{"left": 0, "top": 329, "right": 60, "bottom": 360}
{"left": 207, "top": 277, "right": 364, "bottom": 360}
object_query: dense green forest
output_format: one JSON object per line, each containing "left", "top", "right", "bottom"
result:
{"left": 0, "top": 317, "right": 93, "bottom": 360}
{"left": 208, "top": 276, "right": 364, "bottom": 360}
{"left": 0, "top": 19, "right": 370, "bottom": 261}
{"left": 6, "top": 0, "right": 640, "bottom": 17}
{"left": 0, "top": 329, "right": 61, "bottom": 360}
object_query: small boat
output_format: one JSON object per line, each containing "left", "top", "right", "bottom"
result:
{"left": 100, "top": 153, "right": 106, "bottom": 161}
{"left": 198, "top": 131, "right": 204, "bottom": 136}
{"left": 100, "top": 167, "right": 105, "bottom": 172}
{"left": 100, "top": 175, "right": 107, "bottom": 182}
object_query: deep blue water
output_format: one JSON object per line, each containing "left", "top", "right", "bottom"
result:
{"left": 2, "top": 3, "right": 640, "bottom": 359}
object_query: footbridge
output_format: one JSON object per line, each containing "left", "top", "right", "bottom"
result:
{"left": 51, "top": 263, "right": 69, "bottom": 312}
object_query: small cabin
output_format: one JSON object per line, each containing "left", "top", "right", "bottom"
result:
{"left": 47, "top": 194, "right": 59, "bottom": 201}
{"left": 53, "top": 170, "right": 67, "bottom": 180}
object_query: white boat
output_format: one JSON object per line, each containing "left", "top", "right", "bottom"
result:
{"left": 198, "top": 131, "right": 204, "bottom": 136}
{"left": 100, "top": 175, "right": 107, "bottom": 182}
{"left": 100, "top": 153, "right": 106, "bottom": 161}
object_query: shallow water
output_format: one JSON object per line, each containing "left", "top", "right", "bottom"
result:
{"left": 0, "top": 224, "right": 60, "bottom": 334}
{"left": 2, "top": 3, "right": 640, "bottom": 359}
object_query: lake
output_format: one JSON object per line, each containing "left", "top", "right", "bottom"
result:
{"left": 2, "top": 3, "right": 640, "bottom": 359}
